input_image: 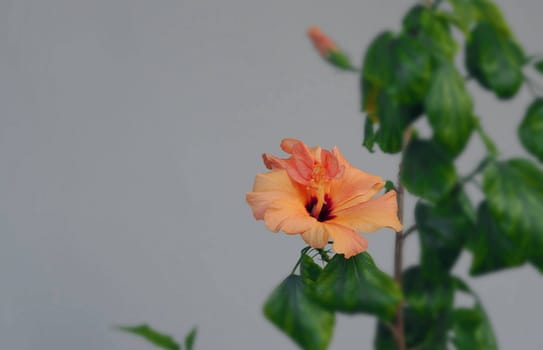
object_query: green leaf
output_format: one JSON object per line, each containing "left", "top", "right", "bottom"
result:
{"left": 518, "top": 99, "right": 543, "bottom": 162}
{"left": 117, "top": 324, "right": 180, "bottom": 350}
{"left": 402, "top": 5, "right": 457, "bottom": 59}
{"left": 483, "top": 159, "right": 543, "bottom": 260}
{"left": 447, "top": 0, "right": 479, "bottom": 34}
{"left": 425, "top": 61, "right": 474, "bottom": 156}
{"left": 452, "top": 304, "right": 498, "bottom": 350}
{"left": 466, "top": 21, "right": 525, "bottom": 99}
{"left": 263, "top": 275, "right": 335, "bottom": 350}
{"left": 401, "top": 138, "right": 458, "bottom": 202}
{"left": 313, "top": 253, "right": 401, "bottom": 321}
{"left": 531, "top": 255, "right": 543, "bottom": 273}
{"left": 184, "top": 328, "right": 197, "bottom": 350}
{"left": 363, "top": 115, "right": 376, "bottom": 153}
{"left": 374, "top": 307, "right": 449, "bottom": 350}
{"left": 403, "top": 266, "right": 454, "bottom": 318}
{"left": 536, "top": 60, "right": 543, "bottom": 74}
{"left": 300, "top": 253, "right": 322, "bottom": 283}
{"left": 362, "top": 31, "right": 396, "bottom": 89}
{"left": 469, "top": 201, "right": 526, "bottom": 276}
{"left": 390, "top": 34, "right": 433, "bottom": 104}
{"left": 415, "top": 190, "right": 475, "bottom": 278}
{"left": 326, "top": 50, "right": 356, "bottom": 71}
{"left": 473, "top": 0, "right": 513, "bottom": 37}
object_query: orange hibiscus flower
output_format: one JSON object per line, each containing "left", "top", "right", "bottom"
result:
{"left": 246, "top": 138, "right": 402, "bottom": 258}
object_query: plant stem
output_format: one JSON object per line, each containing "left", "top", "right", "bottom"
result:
{"left": 392, "top": 128, "right": 411, "bottom": 350}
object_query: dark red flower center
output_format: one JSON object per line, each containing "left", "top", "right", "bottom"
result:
{"left": 305, "top": 194, "right": 335, "bottom": 222}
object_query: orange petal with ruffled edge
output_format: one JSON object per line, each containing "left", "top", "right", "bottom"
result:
{"left": 263, "top": 197, "right": 316, "bottom": 234}
{"left": 301, "top": 223, "right": 329, "bottom": 248}
{"left": 246, "top": 171, "right": 299, "bottom": 219}
{"left": 325, "top": 222, "right": 369, "bottom": 259}
{"left": 331, "top": 190, "right": 402, "bottom": 233}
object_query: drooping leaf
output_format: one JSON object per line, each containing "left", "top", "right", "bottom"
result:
{"left": 391, "top": 34, "right": 433, "bottom": 104}
{"left": 536, "top": 60, "right": 543, "bottom": 74}
{"left": 469, "top": 202, "right": 526, "bottom": 276}
{"left": 518, "top": 99, "right": 543, "bottom": 162}
{"left": 374, "top": 307, "right": 449, "bottom": 350}
{"left": 184, "top": 328, "right": 197, "bottom": 350}
{"left": 473, "top": 0, "right": 513, "bottom": 37}
{"left": 403, "top": 5, "right": 457, "bottom": 59}
{"left": 314, "top": 253, "right": 401, "bottom": 321}
{"left": 452, "top": 304, "right": 498, "bottom": 350}
{"left": 403, "top": 266, "right": 454, "bottom": 318}
{"left": 362, "top": 31, "right": 396, "bottom": 89}
{"left": 447, "top": 0, "right": 479, "bottom": 34}
{"left": 300, "top": 253, "right": 322, "bottom": 283}
{"left": 363, "top": 115, "right": 376, "bottom": 153}
{"left": 117, "top": 324, "right": 180, "bottom": 350}
{"left": 450, "top": 276, "right": 499, "bottom": 349}
{"left": 531, "top": 255, "right": 543, "bottom": 273}
{"left": 425, "top": 61, "right": 474, "bottom": 156}
{"left": 483, "top": 159, "right": 543, "bottom": 260}
{"left": 263, "top": 275, "right": 335, "bottom": 350}
{"left": 415, "top": 190, "right": 475, "bottom": 278}
{"left": 466, "top": 21, "right": 525, "bottom": 99}
{"left": 401, "top": 138, "right": 458, "bottom": 202}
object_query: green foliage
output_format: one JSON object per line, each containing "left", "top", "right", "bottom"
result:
{"left": 425, "top": 61, "right": 474, "bottom": 156}
{"left": 536, "top": 60, "right": 543, "bottom": 74}
{"left": 117, "top": 324, "right": 181, "bottom": 350}
{"left": 263, "top": 274, "right": 335, "bottom": 350}
{"left": 401, "top": 138, "right": 458, "bottom": 202}
{"left": 300, "top": 253, "right": 323, "bottom": 284}
{"left": 466, "top": 21, "right": 525, "bottom": 99}
{"left": 447, "top": 0, "right": 479, "bottom": 33}
{"left": 403, "top": 5, "right": 457, "bottom": 59}
{"left": 469, "top": 202, "right": 526, "bottom": 275}
{"left": 483, "top": 159, "right": 543, "bottom": 262}
{"left": 403, "top": 267, "right": 454, "bottom": 318}
{"left": 313, "top": 253, "right": 401, "bottom": 321}
{"left": 518, "top": 99, "right": 543, "bottom": 162}
{"left": 184, "top": 328, "right": 197, "bottom": 350}
{"left": 452, "top": 305, "right": 498, "bottom": 350}
{"left": 415, "top": 190, "right": 475, "bottom": 278}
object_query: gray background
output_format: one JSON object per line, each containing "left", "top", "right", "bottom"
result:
{"left": 1, "top": 0, "right": 542, "bottom": 349}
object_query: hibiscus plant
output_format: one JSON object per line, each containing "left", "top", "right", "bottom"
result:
{"left": 246, "top": 1, "right": 543, "bottom": 349}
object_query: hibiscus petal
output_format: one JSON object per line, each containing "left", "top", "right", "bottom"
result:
{"left": 246, "top": 191, "right": 285, "bottom": 220}
{"left": 251, "top": 171, "right": 298, "bottom": 194}
{"left": 329, "top": 165, "right": 385, "bottom": 211}
{"left": 301, "top": 223, "right": 329, "bottom": 248}
{"left": 324, "top": 222, "right": 369, "bottom": 258}
{"left": 331, "top": 190, "right": 402, "bottom": 233}
{"left": 264, "top": 199, "right": 316, "bottom": 234}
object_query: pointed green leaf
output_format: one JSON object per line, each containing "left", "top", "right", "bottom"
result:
{"left": 473, "top": 0, "right": 513, "bottom": 37}
{"left": 415, "top": 190, "right": 475, "bottom": 278}
{"left": 401, "top": 138, "right": 458, "bottom": 202}
{"left": 466, "top": 21, "right": 525, "bottom": 99}
{"left": 184, "top": 328, "right": 197, "bottom": 350}
{"left": 425, "top": 61, "right": 474, "bottom": 156}
{"left": 518, "top": 99, "right": 543, "bottom": 162}
{"left": 374, "top": 306, "right": 449, "bottom": 350}
{"left": 300, "top": 253, "right": 322, "bottom": 283}
{"left": 452, "top": 304, "right": 498, "bottom": 350}
{"left": 403, "top": 266, "right": 454, "bottom": 317}
{"left": 313, "top": 253, "right": 401, "bottom": 321}
{"left": 469, "top": 202, "right": 526, "bottom": 276}
{"left": 391, "top": 34, "right": 433, "bottom": 104}
{"left": 403, "top": 5, "right": 457, "bottom": 59}
{"left": 363, "top": 116, "right": 376, "bottom": 153}
{"left": 117, "top": 324, "right": 180, "bottom": 350}
{"left": 447, "top": 0, "right": 479, "bottom": 34}
{"left": 362, "top": 31, "right": 396, "bottom": 89}
{"left": 536, "top": 60, "right": 543, "bottom": 74}
{"left": 483, "top": 159, "right": 543, "bottom": 260}
{"left": 263, "top": 275, "right": 335, "bottom": 350}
